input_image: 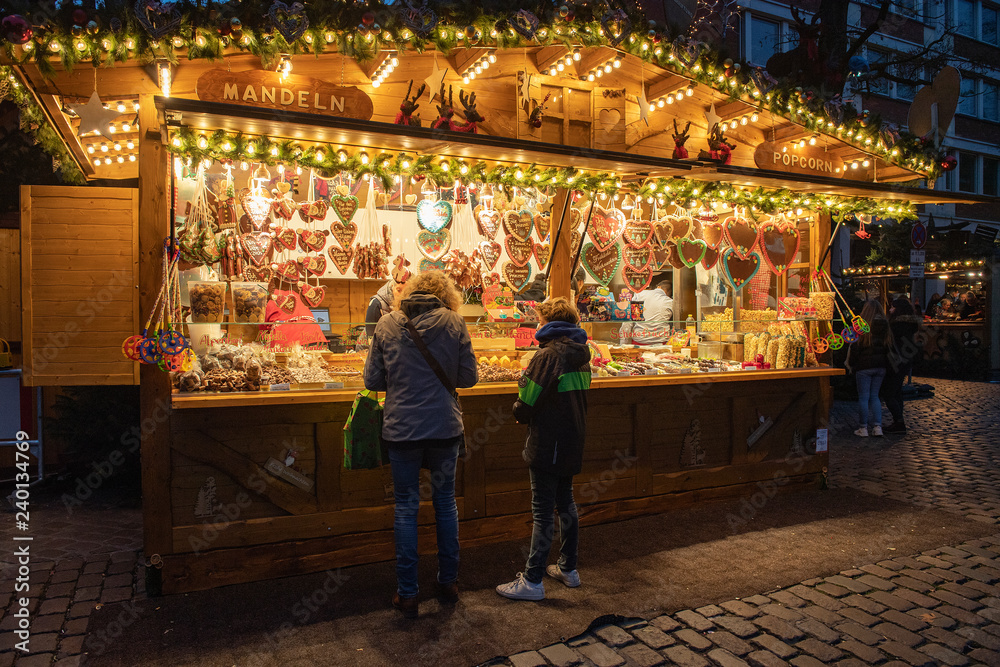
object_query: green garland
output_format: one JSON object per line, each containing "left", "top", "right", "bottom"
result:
{"left": 1, "top": 0, "right": 945, "bottom": 184}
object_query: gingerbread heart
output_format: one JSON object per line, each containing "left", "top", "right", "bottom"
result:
{"left": 298, "top": 281, "right": 325, "bottom": 308}
{"left": 653, "top": 247, "right": 670, "bottom": 271}
{"left": 300, "top": 254, "right": 327, "bottom": 276}
{"left": 653, "top": 220, "right": 673, "bottom": 246}
{"left": 329, "top": 221, "right": 357, "bottom": 250}
{"left": 582, "top": 243, "right": 622, "bottom": 287}
{"left": 331, "top": 194, "right": 360, "bottom": 225}
{"left": 478, "top": 240, "right": 502, "bottom": 271}
{"left": 570, "top": 230, "right": 582, "bottom": 253}
{"left": 418, "top": 258, "right": 447, "bottom": 273}
{"left": 667, "top": 215, "right": 693, "bottom": 240}
{"left": 623, "top": 245, "right": 651, "bottom": 270}
{"left": 702, "top": 221, "right": 724, "bottom": 250}
{"left": 239, "top": 188, "right": 271, "bottom": 229}
{"left": 721, "top": 249, "right": 761, "bottom": 291}
{"left": 273, "top": 226, "right": 297, "bottom": 251}
{"left": 273, "top": 260, "right": 300, "bottom": 282}
{"left": 417, "top": 229, "right": 451, "bottom": 262}
{"left": 758, "top": 222, "right": 801, "bottom": 275}
{"left": 676, "top": 238, "right": 708, "bottom": 268}
{"left": 243, "top": 265, "right": 272, "bottom": 282}
{"left": 417, "top": 199, "right": 453, "bottom": 233}
{"left": 534, "top": 240, "right": 551, "bottom": 269}
{"left": 477, "top": 209, "right": 501, "bottom": 239}
{"left": 624, "top": 219, "right": 654, "bottom": 248}
{"left": 503, "top": 209, "right": 534, "bottom": 241}
{"left": 271, "top": 197, "right": 295, "bottom": 221}
{"left": 240, "top": 232, "right": 273, "bottom": 266}
{"left": 298, "top": 228, "right": 328, "bottom": 253}
{"left": 663, "top": 241, "right": 686, "bottom": 269}
{"left": 588, "top": 207, "right": 627, "bottom": 253}
{"left": 534, "top": 212, "right": 551, "bottom": 240}
{"left": 328, "top": 246, "right": 354, "bottom": 274}
{"left": 569, "top": 207, "right": 582, "bottom": 229}
{"left": 504, "top": 234, "right": 533, "bottom": 267}
{"left": 275, "top": 292, "right": 297, "bottom": 314}
{"left": 724, "top": 216, "right": 758, "bottom": 259}
{"left": 502, "top": 261, "right": 532, "bottom": 291}
{"left": 299, "top": 199, "right": 330, "bottom": 222}
{"left": 701, "top": 245, "right": 721, "bottom": 270}
{"left": 622, "top": 264, "right": 653, "bottom": 292}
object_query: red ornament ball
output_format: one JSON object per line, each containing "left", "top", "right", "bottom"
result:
{"left": 940, "top": 155, "right": 958, "bottom": 171}
{"left": 72, "top": 9, "right": 88, "bottom": 25}
{"left": 362, "top": 11, "right": 375, "bottom": 27}
{"left": 2, "top": 15, "right": 32, "bottom": 45}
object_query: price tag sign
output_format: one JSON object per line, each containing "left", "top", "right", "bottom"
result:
{"left": 815, "top": 428, "right": 829, "bottom": 453}
{"left": 323, "top": 382, "right": 344, "bottom": 389}
{"left": 269, "top": 383, "right": 291, "bottom": 392}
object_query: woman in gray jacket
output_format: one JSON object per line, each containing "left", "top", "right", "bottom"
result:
{"left": 363, "top": 270, "right": 478, "bottom": 618}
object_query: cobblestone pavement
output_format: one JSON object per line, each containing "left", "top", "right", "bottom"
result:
{"left": 2, "top": 378, "right": 999, "bottom": 667}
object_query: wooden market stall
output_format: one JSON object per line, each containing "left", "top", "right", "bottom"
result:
{"left": 5, "top": 3, "right": 992, "bottom": 594}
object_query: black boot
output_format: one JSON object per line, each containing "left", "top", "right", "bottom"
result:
{"left": 884, "top": 421, "right": 906, "bottom": 434}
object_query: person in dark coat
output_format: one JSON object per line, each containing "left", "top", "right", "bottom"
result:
{"left": 845, "top": 300, "right": 893, "bottom": 438}
{"left": 514, "top": 273, "right": 547, "bottom": 302}
{"left": 364, "top": 270, "right": 478, "bottom": 618}
{"left": 497, "top": 297, "right": 591, "bottom": 600}
{"left": 882, "top": 297, "right": 920, "bottom": 434}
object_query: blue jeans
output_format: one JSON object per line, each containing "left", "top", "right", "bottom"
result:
{"left": 524, "top": 468, "right": 579, "bottom": 584}
{"left": 388, "top": 444, "right": 460, "bottom": 598}
{"left": 856, "top": 368, "right": 886, "bottom": 427}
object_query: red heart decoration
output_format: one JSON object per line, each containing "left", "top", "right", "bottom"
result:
{"left": 273, "top": 260, "right": 300, "bottom": 282}
{"left": 328, "top": 246, "right": 354, "bottom": 274}
{"left": 702, "top": 221, "right": 724, "bottom": 250}
{"left": 477, "top": 209, "right": 501, "bottom": 239}
{"left": 243, "top": 265, "right": 272, "bottom": 282}
{"left": 588, "top": 207, "right": 627, "bottom": 252}
{"left": 502, "top": 209, "right": 534, "bottom": 241}
{"left": 298, "top": 228, "right": 328, "bottom": 253}
{"left": 274, "top": 226, "right": 297, "bottom": 251}
{"left": 271, "top": 197, "right": 295, "bottom": 221}
{"left": 624, "top": 219, "right": 654, "bottom": 248}
{"left": 504, "top": 235, "right": 533, "bottom": 267}
{"left": 240, "top": 232, "right": 273, "bottom": 267}
{"left": 298, "top": 281, "right": 326, "bottom": 308}
{"left": 502, "top": 261, "right": 532, "bottom": 291}
{"left": 299, "top": 199, "right": 330, "bottom": 221}
{"left": 724, "top": 216, "right": 758, "bottom": 259}
{"left": 534, "top": 241, "right": 551, "bottom": 269}
{"left": 622, "top": 264, "right": 653, "bottom": 292}
{"left": 701, "top": 246, "right": 721, "bottom": 270}
{"left": 623, "top": 245, "right": 651, "bottom": 269}
{"left": 300, "top": 254, "right": 327, "bottom": 276}
{"left": 758, "top": 222, "right": 801, "bottom": 275}
{"left": 275, "top": 292, "right": 297, "bottom": 314}
{"left": 478, "top": 240, "right": 502, "bottom": 270}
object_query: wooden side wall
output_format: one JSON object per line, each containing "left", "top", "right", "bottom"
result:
{"left": 160, "top": 375, "right": 830, "bottom": 593}
{"left": 0, "top": 228, "right": 20, "bottom": 344}
{"left": 19, "top": 186, "right": 139, "bottom": 386}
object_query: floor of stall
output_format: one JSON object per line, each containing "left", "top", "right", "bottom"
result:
{"left": 85, "top": 485, "right": 996, "bottom": 667}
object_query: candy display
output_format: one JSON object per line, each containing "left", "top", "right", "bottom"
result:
{"left": 189, "top": 281, "right": 228, "bottom": 323}
{"left": 231, "top": 282, "right": 268, "bottom": 322}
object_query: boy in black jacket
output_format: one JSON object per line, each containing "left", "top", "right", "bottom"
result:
{"left": 497, "top": 298, "right": 591, "bottom": 601}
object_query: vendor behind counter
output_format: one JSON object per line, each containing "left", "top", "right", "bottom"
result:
{"left": 623, "top": 274, "right": 675, "bottom": 345}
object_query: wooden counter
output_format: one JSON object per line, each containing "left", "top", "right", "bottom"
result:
{"left": 155, "top": 367, "right": 840, "bottom": 594}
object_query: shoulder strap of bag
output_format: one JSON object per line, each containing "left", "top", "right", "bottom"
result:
{"left": 404, "top": 319, "right": 457, "bottom": 395}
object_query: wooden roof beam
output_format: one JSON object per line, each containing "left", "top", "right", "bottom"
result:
{"left": 534, "top": 45, "right": 574, "bottom": 76}
{"left": 576, "top": 47, "right": 617, "bottom": 78}
{"left": 32, "top": 90, "right": 96, "bottom": 178}
{"left": 448, "top": 48, "right": 491, "bottom": 78}
{"left": 646, "top": 74, "right": 690, "bottom": 102}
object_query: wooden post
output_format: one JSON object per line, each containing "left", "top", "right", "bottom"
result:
{"left": 137, "top": 94, "right": 172, "bottom": 593}
{"left": 547, "top": 189, "right": 572, "bottom": 298}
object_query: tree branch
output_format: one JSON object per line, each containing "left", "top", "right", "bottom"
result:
{"left": 845, "top": 0, "right": 892, "bottom": 63}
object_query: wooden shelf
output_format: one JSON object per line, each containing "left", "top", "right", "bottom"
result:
{"left": 171, "top": 366, "right": 844, "bottom": 409}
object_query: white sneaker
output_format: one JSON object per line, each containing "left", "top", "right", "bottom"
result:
{"left": 546, "top": 565, "right": 581, "bottom": 588}
{"left": 871, "top": 425, "right": 883, "bottom": 437}
{"left": 496, "top": 573, "right": 545, "bottom": 600}
{"left": 854, "top": 427, "right": 869, "bottom": 437}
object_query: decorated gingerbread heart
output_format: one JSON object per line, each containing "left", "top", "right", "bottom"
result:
{"left": 758, "top": 222, "right": 800, "bottom": 275}
{"left": 240, "top": 232, "right": 273, "bottom": 266}
{"left": 666, "top": 215, "right": 693, "bottom": 240}
{"left": 533, "top": 240, "right": 551, "bottom": 269}
{"left": 504, "top": 235, "right": 533, "bottom": 267}
{"left": 300, "top": 254, "right": 327, "bottom": 276}
{"left": 624, "top": 219, "right": 654, "bottom": 248}
{"left": 569, "top": 207, "right": 583, "bottom": 229}
{"left": 534, "top": 212, "right": 551, "bottom": 240}
{"left": 721, "top": 249, "right": 761, "bottom": 290}
{"left": 299, "top": 199, "right": 330, "bottom": 222}
{"left": 418, "top": 258, "right": 448, "bottom": 273}
{"left": 588, "top": 207, "right": 626, "bottom": 253}
{"left": 275, "top": 292, "right": 297, "bottom": 314}
{"left": 478, "top": 240, "right": 502, "bottom": 271}
{"left": 701, "top": 245, "right": 721, "bottom": 270}
{"left": 676, "top": 238, "right": 708, "bottom": 268}
{"left": 298, "top": 281, "right": 326, "bottom": 308}
{"left": 328, "top": 246, "right": 354, "bottom": 274}
{"left": 663, "top": 241, "right": 686, "bottom": 269}
{"left": 477, "top": 208, "right": 501, "bottom": 239}
{"left": 502, "top": 209, "right": 534, "bottom": 241}
{"left": 622, "top": 264, "right": 653, "bottom": 292}
{"left": 243, "top": 265, "right": 272, "bottom": 283}
{"left": 331, "top": 194, "right": 360, "bottom": 225}
{"left": 724, "top": 216, "right": 758, "bottom": 259}
{"left": 581, "top": 243, "right": 622, "bottom": 287}
{"left": 239, "top": 188, "right": 271, "bottom": 229}
{"left": 329, "top": 221, "right": 358, "bottom": 250}
{"left": 273, "top": 259, "right": 300, "bottom": 282}
{"left": 271, "top": 197, "right": 295, "bottom": 221}
{"left": 702, "top": 220, "right": 724, "bottom": 250}
{"left": 623, "top": 245, "right": 652, "bottom": 269}
{"left": 502, "top": 261, "right": 532, "bottom": 292}
{"left": 653, "top": 220, "right": 673, "bottom": 246}
{"left": 417, "top": 229, "right": 451, "bottom": 262}
{"left": 273, "top": 226, "right": 297, "bottom": 251}
{"left": 417, "top": 199, "right": 453, "bottom": 233}
{"left": 482, "top": 271, "right": 501, "bottom": 287}
{"left": 298, "top": 228, "right": 328, "bottom": 253}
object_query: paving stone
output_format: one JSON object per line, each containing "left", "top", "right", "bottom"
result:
{"left": 72, "top": 587, "right": 99, "bottom": 602}
{"left": 957, "top": 565, "right": 1000, "bottom": 583}
{"left": 706, "top": 630, "right": 753, "bottom": 656}
{"left": 879, "top": 640, "right": 935, "bottom": 666}
{"left": 879, "top": 609, "right": 927, "bottom": 632}
{"left": 890, "top": 586, "right": 938, "bottom": 608}
{"left": 595, "top": 625, "right": 635, "bottom": 648}
{"left": 834, "top": 639, "right": 884, "bottom": 664}
{"left": 509, "top": 651, "right": 547, "bottom": 667}
{"left": 956, "top": 625, "right": 1000, "bottom": 650}
{"left": 907, "top": 606, "right": 958, "bottom": 628}
{"left": 14, "top": 653, "right": 57, "bottom": 667}
{"left": 720, "top": 601, "right": 761, "bottom": 618}
{"left": 854, "top": 575, "right": 894, "bottom": 591}
{"left": 916, "top": 555, "right": 955, "bottom": 569}
{"left": 538, "top": 643, "right": 583, "bottom": 667}
{"left": 674, "top": 628, "right": 713, "bottom": 651}
{"left": 632, "top": 626, "right": 674, "bottom": 649}
{"left": 918, "top": 642, "right": 969, "bottom": 666}
{"left": 966, "top": 581, "right": 1000, "bottom": 598}
{"left": 708, "top": 648, "right": 750, "bottom": 667}
{"left": 924, "top": 625, "right": 971, "bottom": 652}
{"left": 872, "top": 621, "right": 922, "bottom": 647}
{"left": 793, "top": 618, "right": 840, "bottom": 644}
{"left": 841, "top": 594, "right": 886, "bottom": 615}
{"left": 822, "top": 577, "right": 870, "bottom": 594}
{"left": 749, "top": 634, "right": 795, "bottom": 659}
{"left": 677, "top": 610, "right": 716, "bottom": 632}
{"left": 753, "top": 615, "right": 804, "bottom": 642}
{"left": 714, "top": 616, "right": 759, "bottom": 639}
{"left": 865, "top": 591, "right": 914, "bottom": 612}
{"left": 48, "top": 569, "right": 80, "bottom": 585}
{"left": 620, "top": 643, "right": 666, "bottom": 667}
{"left": 836, "top": 607, "right": 880, "bottom": 627}
{"left": 931, "top": 589, "right": 984, "bottom": 611}
{"left": 927, "top": 567, "right": 966, "bottom": 582}
{"left": 794, "top": 637, "right": 843, "bottom": 663}
{"left": 784, "top": 587, "right": 844, "bottom": 612}
{"left": 757, "top": 605, "right": 803, "bottom": 623}
{"left": 743, "top": 596, "right": 772, "bottom": 606}
{"left": 697, "top": 605, "right": 725, "bottom": 618}
{"left": 650, "top": 615, "right": 681, "bottom": 633}
{"left": 969, "top": 647, "right": 1000, "bottom": 667}
{"left": 57, "top": 634, "right": 86, "bottom": 657}
{"left": 814, "top": 584, "right": 850, "bottom": 599}
{"left": 662, "top": 644, "right": 709, "bottom": 667}
{"left": 797, "top": 606, "right": 842, "bottom": 626}
{"left": 768, "top": 592, "right": 805, "bottom": 609}
{"left": 937, "top": 604, "right": 990, "bottom": 626}
{"left": 745, "top": 650, "right": 788, "bottom": 667}
{"left": 62, "top": 618, "right": 89, "bottom": 636}
{"left": 578, "top": 643, "right": 626, "bottom": 667}
{"left": 37, "top": 597, "right": 72, "bottom": 616}
{"left": 893, "top": 557, "right": 931, "bottom": 570}
{"left": 833, "top": 621, "right": 881, "bottom": 645}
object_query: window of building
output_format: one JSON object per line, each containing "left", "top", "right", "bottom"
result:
{"left": 984, "top": 157, "right": 999, "bottom": 196}
{"left": 982, "top": 4, "right": 999, "bottom": 44}
{"left": 958, "top": 152, "right": 978, "bottom": 192}
{"left": 895, "top": 66, "right": 921, "bottom": 101}
{"left": 983, "top": 79, "right": 999, "bottom": 121}
{"left": 866, "top": 48, "right": 891, "bottom": 96}
{"left": 950, "top": 0, "right": 977, "bottom": 36}
{"left": 958, "top": 75, "right": 977, "bottom": 116}
{"left": 948, "top": 0, "right": 1000, "bottom": 43}
{"left": 749, "top": 16, "right": 781, "bottom": 66}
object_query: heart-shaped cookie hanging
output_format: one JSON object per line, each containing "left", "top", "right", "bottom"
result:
{"left": 581, "top": 243, "right": 623, "bottom": 287}
{"left": 298, "top": 281, "right": 326, "bottom": 308}
{"left": 667, "top": 215, "right": 693, "bottom": 240}
{"left": 504, "top": 235, "right": 533, "bottom": 267}
{"left": 724, "top": 216, "right": 758, "bottom": 259}
{"left": 624, "top": 219, "right": 654, "bottom": 248}
{"left": 271, "top": 197, "right": 295, "bottom": 221}
{"left": 588, "top": 207, "right": 627, "bottom": 253}
{"left": 570, "top": 230, "right": 582, "bottom": 253}
{"left": 653, "top": 220, "right": 673, "bottom": 246}
{"left": 502, "top": 209, "right": 534, "bottom": 241}
{"left": 481, "top": 271, "right": 501, "bottom": 287}
{"left": 331, "top": 194, "right": 360, "bottom": 225}
{"left": 417, "top": 229, "right": 451, "bottom": 262}
{"left": 478, "top": 240, "right": 502, "bottom": 271}
{"left": 652, "top": 247, "right": 671, "bottom": 271}
{"left": 243, "top": 265, "right": 272, "bottom": 283}
{"left": 477, "top": 209, "right": 501, "bottom": 239}
{"left": 328, "top": 246, "right": 354, "bottom": 274}
{"left": 275, "top": 292, "right": 297, "bottom": 315}
{"left": 299, "top": 199, "right": 330, "bottom": 222}
{"left": 239, "top": 188, "right": 272, "bottom": 230}
{"left": 663, "top": 241, "right": 686, "bottom": 269}
{"left": 534, "top": 212, "right": 551, "bottom": 240}
{"left": 418, "top": 258, "right": 448, "bottom": 273}
{"left": 533, "top": 240, "right": 551, "bottom": 269}
{"left": 622, "top": 264, "right": 653, "bottom": 292}
{"left": 623, "top": 245, "right": 652, "bottom": 270}
{"left": 502, "top": 261, "right": 533, "bottom": 292}
{"left": 757, "top": 222, "right": 801, "bottom": 275}
{"left": 417, "top": 199, "right": 453, "bottom": 233}
{"left": 702, "top": 221, "right": 725, "bottom": 250}
{"left": 273, "top": 259, "right": 300, "bottom": 282}
{"left": 676, "top": 238, "right": 708, "bottom": 268}
{"left": 721, "top": 249, "right": 761, "bottom": 291}
{"left": 300, "top": 254, "right": 327, "bottom": 277}
{"left": 273, "top": 226, "right": 297, "bottom": 251}
{"left": 240, "top": 232, "right": 273, "bottom": 266}
{"left": 298, "top": 228, "right": 328, "bottom": 253}
{"left": 330, "top": 221, "right": 358, "bottom": 250}
{"left": 701, "top": 246, "right": 721, "bottom": 270}
{"left": 569, "top": 207, "right": 582, "bottom": 229}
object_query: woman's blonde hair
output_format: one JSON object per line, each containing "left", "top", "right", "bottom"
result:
{"left": 536, "top": 297, "right": 580, "bottom": 324}
{"left": 397, "top": 270, "right": 462, "bottom": 311}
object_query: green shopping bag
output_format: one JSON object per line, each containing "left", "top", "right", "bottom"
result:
{"left": 343, "top": 390, "right": 386, "bottom": 470}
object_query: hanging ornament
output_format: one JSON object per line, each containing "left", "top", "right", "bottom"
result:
{"left": 940, "top": 155, "right": 958, "bottom": 172}
{"left": 67, "top": 92, "right": 121, "bottom": 141}
{"left": 854, "top": 214, "right": 871, "bottom": 240}
{"left": 133, "top": 0, "right": 183, "bottom": 40}
{"left": 2, "top": 15, "right": 32, "bottom": 44}
{"left": 528, "top": 92, "right": 551, "bottom": 128}
{"left": 399, "top": 0, "right": 438, "bottom": 38}
{"left": 510, "top": 9, "right": 540, "bottom": 40}
{"left": 600, "top": 8, "right": 631, "bottom": 47}
{"left": 268, "top": 1, "right": 309, "bottom": 43}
